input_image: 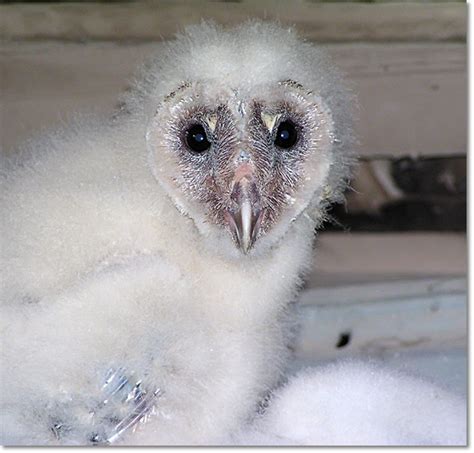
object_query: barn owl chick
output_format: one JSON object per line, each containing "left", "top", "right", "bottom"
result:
{"left": 0, "top": 21, "right": 355, "bottom": 445}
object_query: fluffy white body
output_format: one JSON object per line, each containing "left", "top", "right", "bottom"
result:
{"left": 1, "top": 118, "right": 311, "bottom": 446}
{"left": 1, "top": 22, "right": 354, "bottom": 445}
{"left": 232, "top": 361, "right": 467, "bottom": 446}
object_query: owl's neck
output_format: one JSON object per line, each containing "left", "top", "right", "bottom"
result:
{"left": 178, "top": 210, "right": 316, "bottom": 327}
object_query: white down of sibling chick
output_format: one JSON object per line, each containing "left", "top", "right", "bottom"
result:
{"left": 0, "top": 21, "right": 354, "bottom": 445}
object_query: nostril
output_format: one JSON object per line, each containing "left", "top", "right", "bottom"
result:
{"left": 230, "top": 183, "right": 242, "bottom": 204}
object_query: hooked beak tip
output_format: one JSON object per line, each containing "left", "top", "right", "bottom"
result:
{"left": 225, "top": 204, "right": 263, "bottom": 254}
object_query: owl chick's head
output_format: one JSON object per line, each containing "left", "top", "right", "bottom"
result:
{"left": 130, "top": 21, "right": 355, "bottom": 257}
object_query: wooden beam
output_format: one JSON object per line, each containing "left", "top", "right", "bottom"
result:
{"left": 307, "top": 232, "right": 466, "bottom": 285}
{"left": 0, "top": 1, "right": 467, "bottom": 43}
{"left": 296, "top": 276, "right": 466, "bottom": 359}
{"left": 0, "top": 42, "right": 466, "bottom": 157}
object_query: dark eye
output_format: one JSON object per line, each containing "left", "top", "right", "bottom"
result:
{"left": 185, "top": 124, "right": 211, "bottom": 153}
{"left": 274, "top": 120, "right": 298, "bottom": 149}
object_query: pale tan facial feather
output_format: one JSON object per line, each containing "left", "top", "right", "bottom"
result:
{"left": 205, "top": 114, "right": 219, "bottom": 132}
{"left": 260, "top": 113, "right": 282, "bottom": 133}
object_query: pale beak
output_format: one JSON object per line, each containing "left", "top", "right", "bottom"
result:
{"left": 225, "top": 176, "right": 263, "bottom": 254}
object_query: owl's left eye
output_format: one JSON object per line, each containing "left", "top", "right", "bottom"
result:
{"left": 274, "top": 120, "right": 298, "bottom": 149}
{"left": 185, "top": 124, "right": 211, "bottom": 153}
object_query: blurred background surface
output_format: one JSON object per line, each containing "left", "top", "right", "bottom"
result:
{"left": 0, "top": 0, "right": 467, "bottom": 389}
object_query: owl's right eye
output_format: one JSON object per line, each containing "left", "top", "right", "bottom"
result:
{"left": 185, "top": 124, "right": 211, "bottom": 153}
{"left": 274, "top": 120, "right": 298, "bottom": 149}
